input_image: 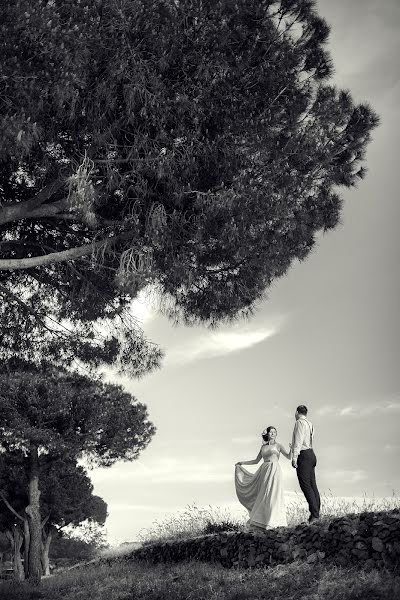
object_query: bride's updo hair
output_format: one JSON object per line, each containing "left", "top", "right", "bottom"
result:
{"left": 261, "top": 426, "right": 277, "bottom": 443}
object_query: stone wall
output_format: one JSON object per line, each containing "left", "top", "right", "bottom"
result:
{"left": 130, "top": 509, "right": 400, "bottom": 571}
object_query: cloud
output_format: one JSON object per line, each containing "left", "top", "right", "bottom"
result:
{"left": 315, "top": 400, "right": 400, "bottom": 419}
{"left": 339, "top": 401, "right": 400, "bottom": 418}
{"left": 384, "top": 444, "right": 400, "bottom": 452}
{"left": 108, "top": 504, "right": 176, "bottom": 512}
{"left": 151, "top": 467, "right": 232, "bottom": 484}
{"left": 166, "top": 318, "right": 285, "bottom": 366}
{"left": 91, "top": 457, "right": 234, "bottom": 486}
{"left": 231, "top": 436, "right": 258, "bottom": 445}
{"left": 384, "top": 402, "right": 400, "bottom": 412}
{"left": 331, "top": 469, "right": 368, "bottom": 484}
{"left": 316, "top": 405, "right": 337, "bottom": 417}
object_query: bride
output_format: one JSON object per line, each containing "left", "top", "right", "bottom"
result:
{"left": 235, "top": 426, "right": 291, "bottom": 530}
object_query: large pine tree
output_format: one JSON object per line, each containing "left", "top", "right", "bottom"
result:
{"left": 0, "top": 0, "right": 379, "bottom": 373}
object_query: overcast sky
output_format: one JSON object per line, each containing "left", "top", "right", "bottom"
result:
{"left": 91, "top": 0, "right": 400, "bottom": 544}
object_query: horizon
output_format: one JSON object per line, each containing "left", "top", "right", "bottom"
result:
{"left": 100, "top": 491, "right": 400, "bottom": 546}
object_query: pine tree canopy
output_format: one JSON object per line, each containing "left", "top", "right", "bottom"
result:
{"left": 0, "top": 360, "right": 156, "bottom": 466}
{"left": 0, "top": 0, "right": 379, "bottom": 374}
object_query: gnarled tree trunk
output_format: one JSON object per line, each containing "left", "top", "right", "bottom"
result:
{"left": 6, "top": 526, "right": 24, "bottom": 581}
{"left": 25, "top": 445, "right": 42, "bottom": 585}
{"left": 41, "top": 526, "right": 54, "bottom": 576}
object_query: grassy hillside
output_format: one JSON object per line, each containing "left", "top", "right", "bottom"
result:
{"left": 1, "top": 495, "right": 399, "bottom": 600}
{"left": 1, "top": 558, "right": 399, "bottom": 600}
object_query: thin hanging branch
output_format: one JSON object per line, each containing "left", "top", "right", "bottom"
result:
{"left": 0, "top": 490, "right": 25, "bottom": 522}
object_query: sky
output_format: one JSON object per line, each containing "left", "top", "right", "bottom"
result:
{"left": 90, "top": 0, "right": 400, "bottom": 544}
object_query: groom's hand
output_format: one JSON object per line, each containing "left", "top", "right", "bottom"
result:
{"left": 291, "top": 459, "right": 297, "bottom": 469}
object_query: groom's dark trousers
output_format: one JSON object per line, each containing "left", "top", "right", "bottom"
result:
{"left": 297, "top": 448, "right": 320, "bottom": 519}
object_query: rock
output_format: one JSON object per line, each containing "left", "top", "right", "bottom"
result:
{"left": 371, "top": 537, "right": 384, "bottom": 553}
{"left": 354, "top": 541, "right": 368, "bottom": 550}
{"left": 357, "top": 523, "right": 370, "bottom": 536}
{"left": 255, "top": 554, "right": 266, "bottom": 563}
{"left": 384, "top": 516, "right": 400, "bottom": 525}
{"left": 382, "top": 555, "right": 394, "bottom": 569}
{"left": 363, "top": 558, "right": 375, "bottom": 570}
{"left": 373, "top": 528, "right": 390, "bottom": 540}
{"left": 351, "top": 549, "right": 369, "bottom": 559}
{"left": 279, "top": 543, "right": 290, "bottom": 553}
{"left": 307, "top": 552, "right": 318, "bottom": 564}
{"left": 130, "top": 510, "right": 400, "bottom": 572}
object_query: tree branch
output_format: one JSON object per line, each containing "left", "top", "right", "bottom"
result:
{"left": 0, "top": 179, "right": 65, "bottom": 226}
{"left": 0, "top": 282, "right": 66, "bottom": 337}
{"left": 0, "top": 225, "right": 136, "bottom": 271}
{"left": 0, "top": 490, "right": 25, "bottom": 522}
{"left": 41, "top": 514, "right": 50, "bottom": 529}
{"left": 25, "top": 198, "right": 71, "bottom": 220}
{"left": 0, "top": 237, "right": 113, "bottom": 270}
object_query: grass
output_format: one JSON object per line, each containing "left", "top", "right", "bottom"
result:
{"left": 1, "top": 559, "right": 399, "bottom": 600}
{"left": 137, "top": 491, "right": 400, "bottom": 544}
{"left": 2, "top": 493, "right": 399, "bottom": 599}
{"left": 287, "top": 489, "right": 400, "bottom": 526}
{"left": 137, "top": 504, "right": 243, "bottom": 544}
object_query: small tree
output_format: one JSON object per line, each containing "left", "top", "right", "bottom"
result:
{"left": 0, "top": 452, "right": 27, "bottom": 580}
{"left": 0, "top": 360, "right": 155, "bottom": 584}
{"left": 49, "top": 533, "right": 100, "bottom": 563}
{"left": 0, "top": 452, "right": 108, "bottom": 579}
{"left": 40, "top": 457, "right": 108, "bottom": 575}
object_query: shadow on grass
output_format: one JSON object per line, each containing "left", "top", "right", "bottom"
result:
{"left": 0, "top": 580, "right": 44, "bottom": 600}
{"left": 1, "top": 559, "right": 399, "bottom": 600}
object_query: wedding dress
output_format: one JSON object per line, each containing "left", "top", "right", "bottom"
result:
{"left": 235, "top": 443, "right": 287, "bottom": 530}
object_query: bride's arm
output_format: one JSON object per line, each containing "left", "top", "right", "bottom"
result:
{"left": 278, "top": 443, "right": 291, "bottom": 459}
{"left": 236, "top": 447, "right": 262, "bottom": 466}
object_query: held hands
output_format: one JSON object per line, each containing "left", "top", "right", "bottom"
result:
{"left": 289, "top": 443, "right": 297, "bottom": 467}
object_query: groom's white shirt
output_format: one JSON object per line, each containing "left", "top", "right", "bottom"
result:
{"left": 292, "top": 416, "right": 314, "bottom": 461}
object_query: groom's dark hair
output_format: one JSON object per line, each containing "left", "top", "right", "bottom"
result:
{"left": 296, "top": 405, "right": 308, "bottom": 415}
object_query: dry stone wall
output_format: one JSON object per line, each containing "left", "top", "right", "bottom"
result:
{"left": 130, "top": 509, "right": 400, "bottom": 571}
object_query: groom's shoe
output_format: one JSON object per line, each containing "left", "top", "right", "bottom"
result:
{"left": 308, "top": 516, "right": 319, "bottom": 524}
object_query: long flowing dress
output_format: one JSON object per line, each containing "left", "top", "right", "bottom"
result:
{"left": 235, "top": 443, "right": 287, "bottom": 530}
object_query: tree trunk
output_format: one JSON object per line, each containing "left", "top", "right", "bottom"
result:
{"left": 41, "top": 528, "right": 53, "bottom": 576}
{"left": 23, "top": 518, "right": 30, "bottom": 578}
{"left": 25, "top": 446, "right": 42, "bottom": 585}
{"left": 6, "top": 526, "right": 24, "bottom": 581}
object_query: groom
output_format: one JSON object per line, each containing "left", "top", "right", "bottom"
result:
{"left": 291, "top": 405, "right": 321, "bottom": 524}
